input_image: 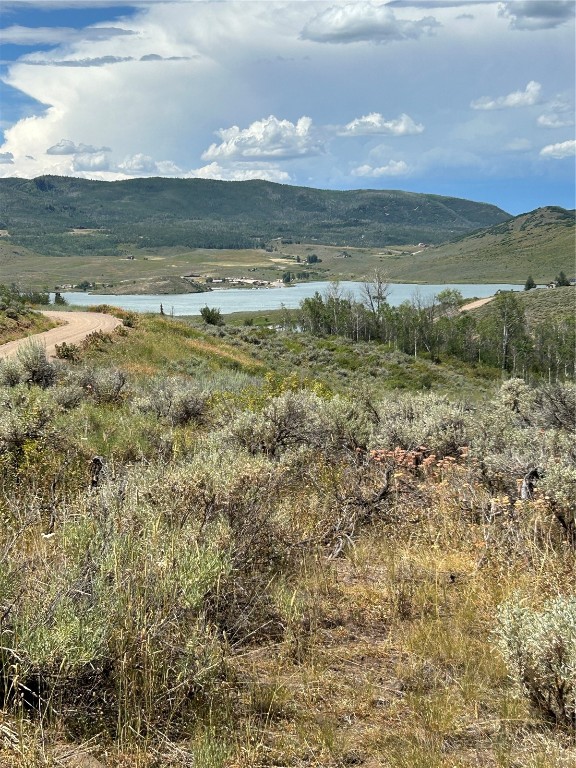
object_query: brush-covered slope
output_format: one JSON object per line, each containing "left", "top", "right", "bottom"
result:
{"left": 0, "top": 175, "right": 510, "bottom": 254}
{"left": 382, "top": 206, "right": 575, "bottom": 284}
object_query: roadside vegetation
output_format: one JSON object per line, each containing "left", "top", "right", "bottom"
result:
{"left": 0, "top": 284, "right": 57, "bottom": 344}
{"left": 0, "top": 281, "right": 574, "bottom": 767}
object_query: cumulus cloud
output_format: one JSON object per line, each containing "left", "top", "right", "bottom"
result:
{"left": 202, "top": 116, "right": 322, "bottom": 162}
{"left": 539, "top": 139, "right": 576, "bottom": 159}
{"left": 189, "top": 161, "right": 291, "bottom": 183}
{"left": 1, "top": 25, "right": 134, "bottom": 46}
{"left": 352, "top": 160, "right": 409, "bottom": 177}
{"left": 498, "top": 1, "right": 575, "bottom": 31}
{"left": 72, "top": 152, "right": 111, "bottom": 172}
{"left": 340, "top": 112, "right": 424, "bottom": 136}
{"left": 300, "top": 3, "right": 440, "bottom": 44}
{"left": 47, "top": 139, "right": 111, "bottom": 155}
{"left": 118, "top": 154, "right": 182, "bottom": 175}
{"left": 0, "top": 153, "right": 14, "bottom": 164}
{"left": 471, "top": 80, "right": 542, "bottom": 110}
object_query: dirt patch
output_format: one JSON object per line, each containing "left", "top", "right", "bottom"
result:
{"left": 0, "top": 310, "right": 122, "bottom": 360}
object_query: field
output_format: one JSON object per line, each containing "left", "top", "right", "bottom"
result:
{"left": 0, "top": 287, "right": 574, "bottom": 766}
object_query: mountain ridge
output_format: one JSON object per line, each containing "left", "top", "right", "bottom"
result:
{"left": 0, "top": 175, "right": 510, "bottom": 254}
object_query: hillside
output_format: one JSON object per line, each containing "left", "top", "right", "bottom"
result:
{"left": 0, "top": 175, "right": 509, "bottom": 254}
{"left": 379, "top": 206, "right": 575, "bottom": 283}
{"left": 469, "top": 284, "right": 576, "bottom": 330}
{"left": 0, "top": 308, "right": 574, "bottom": 767}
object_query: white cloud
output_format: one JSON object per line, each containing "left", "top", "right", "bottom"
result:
{"left": 202, "top": 116, "right": 322, "bottom": 162}
{"left": 47, "top": 139, "right": 111, "bottom": 155}
{"left": 188, "top": 161, "right": 291, "bottom": 183}
{"left": 0, "top": 153, "right": 15, "bottom": 164}
{"left": 471, "top": 80, "right": 542, "bottom": 110}
{"left": 539, "top": 139, "right": 576, "bottom": 159}
{"left": 301, "top": 3, "right": 440, "bottom": 44}
{"left": 340, "top": 112, "right": 424, "bottom": 136}
{"left": 352, "top": 160, "right": 409, "bottom": 177}
{"left": 118, "top": 153, "right": 159, "bottom": 173}
{"left": 72, "top": 152, "right": 111, "bottom": 172}
{"left": 498, "top": 1, "right": 575, "bottom": 31}
{"left": 537, "top": 113, "right": 574, "bottom": 129}
{"left": 117, "top": 154, "right": 183, "bottom": 175}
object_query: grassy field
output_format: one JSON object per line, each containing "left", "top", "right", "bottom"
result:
{"left": 0, "top": 305, "right": 574, "bottom": 767}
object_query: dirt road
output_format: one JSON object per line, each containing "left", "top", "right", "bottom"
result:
{"left": 460, "top": 296, "right": 495, "bottom": 312}
{"left": 0, "top": 310, "right": 122, "bottom": 361}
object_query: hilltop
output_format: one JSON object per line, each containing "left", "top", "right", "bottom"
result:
{"left": 0, "top": 175, "right": 509, "bottom": 254}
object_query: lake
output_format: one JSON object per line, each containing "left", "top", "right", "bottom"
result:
{"left": 59, "top": 282, "right": 520, "bottom": 316}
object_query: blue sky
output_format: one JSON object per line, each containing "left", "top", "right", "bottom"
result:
{"left": 0, "top": 0, "right": 574, "bottom": 215}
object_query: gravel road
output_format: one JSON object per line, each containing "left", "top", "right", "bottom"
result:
{"left": 0, "top": 310, "right": 122, "bottom": 360}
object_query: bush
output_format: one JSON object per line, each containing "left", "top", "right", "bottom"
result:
{"left": 200, "top": 306, "right": 224, "bottom": 326}
{"left": 494, "top": 595, "right": 576, "bottom": 730}
{"left": 228, "top": 390, "right": 330, "bottom": 458}
{"left": 535, "top": 383, "right": 576, "bottom": 434}
{"left": 134, "top": 376, "right": 209, "bottom": 426}
{"left": 0, "top": 357, "right": 24, "bottom": 387}
{"left": 55, "top": 341, "right": 80, "bottom": 361}
{"left": 16, "top": 340, "right": 55, "bottom": 388}
{"left": 67, "top": 365, "right": 128, "bottom": 404}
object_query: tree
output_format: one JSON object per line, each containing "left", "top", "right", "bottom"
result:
{"left": 435, "top": 288, "right": 463, "bottom": 317}
{"left": 555, "top": 271, "right": 570, "bottom": 287}
{"left": 479, "top": 292, "right": 528, "bottom": 373}
{"left": 200, "top": 306, "right": 224, "bottom": 326}
{"left": 361, "top": 269, "right": 390, "bottom": 316}
{"left": 524, "top": 275, "right": 536, "bottom": 291}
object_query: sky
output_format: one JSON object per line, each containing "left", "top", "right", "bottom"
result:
{"left": 0, "top": 0, "right": 574, "bottom": 215}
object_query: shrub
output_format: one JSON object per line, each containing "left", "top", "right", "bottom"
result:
{"left": 55, "top": 341, "right": 80, "bottom": 361}
{"left": 0, "top": 357, "right": 24, "bottom": 387}
{"left": 16, "top": 340, "right": 55, "bottom": 388}
{"left": 535, "top": 383, "right": 576, "bottom": 434}
{"left": 0, "top": 385, "right": 57, "bottom": 457}
{"left": 228, "top": 390, "right": 330, "bottom": 458}
{"left": 200, "top": 306, "right": 224, "bottom": 326}
{"left": 371, "top": 392, "right": 468, "bottom": 458}
{"left": 135, "top": 377, "right": 209, "bottom": 426}
{"left": 67, "top": 365, "right": 128, "bottom": 404}
{"left": 494, "top": 595, "right": 576, "bottom": 730}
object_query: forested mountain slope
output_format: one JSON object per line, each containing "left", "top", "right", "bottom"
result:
{"left": 0, "top": 175, "right": 510, "bottom": 253}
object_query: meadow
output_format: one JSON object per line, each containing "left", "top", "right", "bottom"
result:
{"left": 0, "top": 284, "right": 574, "bottom": 767}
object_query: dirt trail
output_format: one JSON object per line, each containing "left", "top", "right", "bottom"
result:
{"left": 0, "top": 310, "right": 122, "bottom": 360}
{"left": 459, "top": 296, "right": 495, "bottom": 312}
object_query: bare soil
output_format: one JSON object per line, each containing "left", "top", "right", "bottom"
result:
{"left": 0, "top": 310, "right": 122, "bottom": 360}
{"left": 460, "top": 296, "right": 495, "bottom": 312}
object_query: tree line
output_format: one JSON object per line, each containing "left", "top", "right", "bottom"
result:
{"left": 292, "top": 276, "right": 575, "bottom": 382}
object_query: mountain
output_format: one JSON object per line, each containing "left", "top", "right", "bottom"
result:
{"left": 379, "top": 206, "right": 576, "bottom": 284}
{"left": 0, "top": 175, "right": 510, "bottom": 255}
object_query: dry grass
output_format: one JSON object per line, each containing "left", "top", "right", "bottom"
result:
{"left": 0, "top": 328, "right": 574, "bottom": 768}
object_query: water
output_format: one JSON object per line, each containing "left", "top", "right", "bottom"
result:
{"left": 59, "top": 282, "right": 520, "bottom": 316}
